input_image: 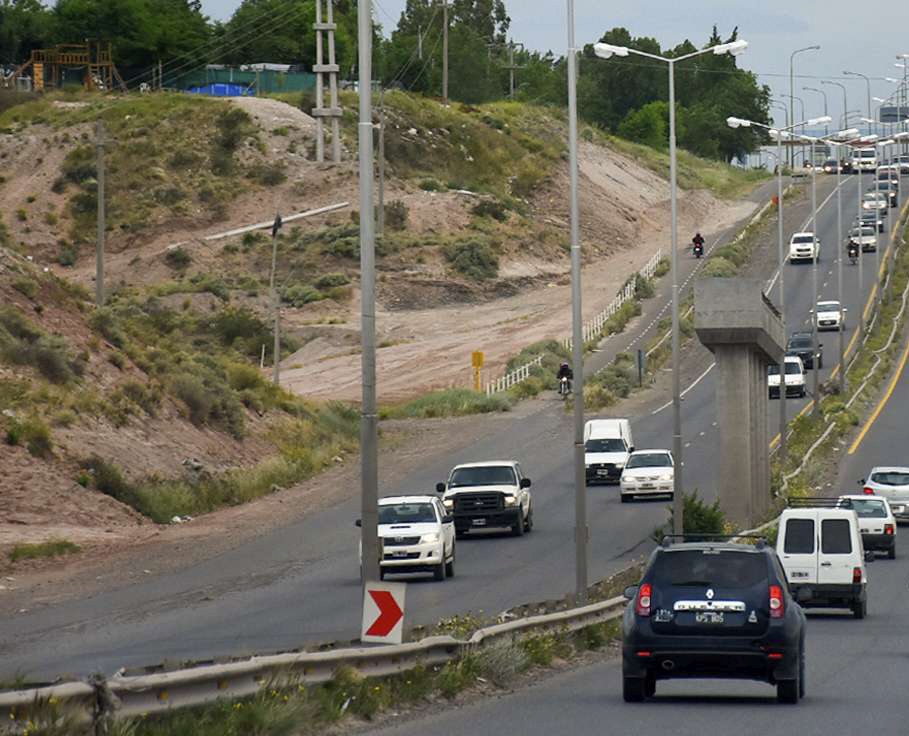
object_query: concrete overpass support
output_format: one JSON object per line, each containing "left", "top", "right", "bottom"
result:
{"left": 695, "top": 279, "right": 785, "bottom": 527}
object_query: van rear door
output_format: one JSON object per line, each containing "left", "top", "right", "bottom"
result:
{"left": 779, "top": 513, "right": 817, "bottom": 585}
{"left": 817, "top": 514, "right": 858, "bottom": 585}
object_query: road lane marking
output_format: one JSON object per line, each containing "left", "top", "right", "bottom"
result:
{"left": 769, "top": 400, "right": 815, "bottom": 449}
{"left": 651, "top": 361, "right": 715, "bottom": 415}
{"left": 848, "top": 332, "right": 909, "bottom": 455}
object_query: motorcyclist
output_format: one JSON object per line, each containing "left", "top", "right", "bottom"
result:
{"left": 692, "top": 232, "right": 705, "bottom": 256}
{"left": 557, "top": 361, "right": 573, "bottom": 393}
{"left": 847, "top": 240, "right": 859, "bottom": 263}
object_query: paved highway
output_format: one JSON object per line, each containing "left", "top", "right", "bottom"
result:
{"left": 1, "top": 173, "right": 901, "bottom": 681}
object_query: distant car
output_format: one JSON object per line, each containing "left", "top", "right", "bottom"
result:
{"left": 874, "top": 181, "right": 899, "bottom": 207}
{"left": 838, "top": 495, "right": 896, "bottom": 559}
{"left": 788, "top": 232, "right": 820, "bottom": 263}
{"left": 822, "top": 159, "right": 839, "bottom": 174}
{"left": 893, "top": 154, "right": 909, "bottom": 175}
{"left": 849, "top": 224, "right": 878, "bottom": 252}
{"left": 860, "top": 466, "right": 909, "bottom": 524}
{"left": 852, "top": 148, "right": 878, "bottom": 172}
{"left": 437, "top": 460, "right": 533, "bottom": 538}
{"left": 859, "top": 211, "right": 885, "bottom": 233}
{"left": 876, "top": 168, "right": 900, "bottom": 186}
{"left": 814, "top": 300, "right": 845, "bottom": 331}
{"left": 768, "top": 356, "right": 806, "bottom": 399}
{"left": 358, "top": 496, "right": 456, "bottom": 581}
{"left": 620, "top": 450, "right": 674, "bottom": 502}
{"left": 786, "top": 331, "right": 822, "bottom": 369}
{"left": 621, "top": 538, "right": 807, "bottom": 703}
{"left": 862, "top": 192, "right": 889, "bottom": 213}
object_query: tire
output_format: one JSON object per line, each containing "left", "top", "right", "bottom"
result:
{"left": 511, "top": 512, "right": 525, "bottom": 537}
{"left": 623, "top": 676, "right": 646, "bottom": 703}
{"left": 817, "top": 356, "right": 823, "bottom": 369}
{"left": 620, "top": 494, "right": 630, "bottom": 503}
{"left": 379, "top": 568, "right": 386, "bottom": 581}
{"left": 645, "top": 675, "right": 656, "bottom": 698}
{"left": 852, "top": 598, "right": 867, "bottom": 619}
{"left": 455, "top": 528, "right": 468, "bottom": 539}
{"left": 445, "top": 548, "right": 455, "bottom": 578}
{"left": 888, "top": 545, "right": 896, "bottom": 560}
{"left": 433, "top": 559, "right": 446, "bottom": 581}
{"left": 777, "top": 677, "right": 798, "bottom": 704}
{"left": 799, "top": 645, "right": 806, "bottom": 699}
{"left": 524, "top": 507, "right": 533, "bottom": 533}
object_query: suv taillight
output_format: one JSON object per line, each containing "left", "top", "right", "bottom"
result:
{"left": 853, "top": 567, "right": 863, "bottom": 584}
{"left": 769, "top": 585, "right": 784, "bottom": 619}
{"left": 635, "top": 583, "right": 652, "bottom": 617}
{"left": 885, "top": 524, "right": 895, "bottom": 536}
{"left": 863, "top": 487, "right": 874, "bottom": 495}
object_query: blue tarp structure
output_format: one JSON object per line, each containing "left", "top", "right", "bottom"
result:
{"left": 187, "top": 83, "right": 254, "bottom": 97}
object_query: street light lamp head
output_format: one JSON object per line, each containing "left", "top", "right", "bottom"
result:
{"left": 894, "top": 132, "right": 909, "bottom": 140}
{"left": 876, "top": 140, "right": 895, "bottom": 147}
{"left": 592, "top": 42, "right": 629, "bottom": 59}
{"left": 860, "top": 134, "right": 879, "bottom": 142}
{"left": 885, "top": 77, "right": 900, "bottom": 83}
{"left": 726, "top": 116, "right": 751, "bottom": 129}
{"left": 860, "top": 117, "right": 875, "bottom": 124}
{"left": 835, "top": 128, "right": 860, "bottom": 138}
{"left": 714, "top": 40, "right": 748, "bottom": 56}
{"left": 808, "top": 116, "right": 832, "bottom": 125}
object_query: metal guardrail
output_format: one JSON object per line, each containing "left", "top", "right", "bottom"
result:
{"left": 484, "top": 354, "right": 543, "bottom": 396}
{"left": 0, "top": 594, "right": 628, "bottom": 726}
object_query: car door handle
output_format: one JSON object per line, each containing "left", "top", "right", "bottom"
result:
{"left": 820, "top": 562, "right": 832, "bottom": 566}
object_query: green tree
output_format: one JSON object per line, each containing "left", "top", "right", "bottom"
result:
{"left": 0, "top": 0, "right": 54, "bottom": 65}
{"left": 618, "top": 101, "right": 668, "bottom": 150}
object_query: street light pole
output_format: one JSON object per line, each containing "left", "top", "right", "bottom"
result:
{"left": 804, "top": 86, "right": 829, "bottom": 136}
{"left": 844, "top": 71, "right": 874, "bottom": 136}
{"left": 809, "top": 156, "right": 820, "bottom": 415}
{"left": 357, "top": 0, "right": 380, "bottom": 586}
{"left": 790, "top": 45, "right": 821, "bottom": 168}
{"left": 565, "top": 0, "right": 587, "bottom": 604}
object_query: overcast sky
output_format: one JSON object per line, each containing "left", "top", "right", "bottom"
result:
{"left": 201, "top": 1, "right": 908, "bottom": 129}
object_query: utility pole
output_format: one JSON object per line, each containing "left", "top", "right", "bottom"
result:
{"left": 418, "top": 25, "right": 423, "bottom": 60}
{"left": 95, "top": 120, "right": 105, "bottom": 307}
{"left": 441, "top": 0, "right": 448, "bottom": 104}
{"left": 358, "top": 0, "right": 380, "bottom": 585}
{"left": 509, "top": 42, "right": 515, "bottom": 99}
{"left": 377, "top": 88, "right": 386, "bottom": 237}
{"left": 313, "top": 0, "right": 342, "bottom": 163}
{"left": 158, "top": 58, "right": 163, "bottom": 91}
{"left": 269, "top": 213, "right": 283, "bottom": 386}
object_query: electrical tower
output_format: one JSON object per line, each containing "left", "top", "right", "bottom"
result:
{"left": 313, "top": 0, "right": 342, "bottom": 163}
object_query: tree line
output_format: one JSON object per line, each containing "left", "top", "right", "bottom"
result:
{"left": 1, "top": 0, "right": 768, "bottom": 160}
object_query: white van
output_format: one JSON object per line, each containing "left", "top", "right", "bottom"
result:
{"left": 851, "top": 148, "right": 877, "bottom": 172}
{"left": 777, "top": 499, "right": 868, "bottom": 618}
{"left": 584, "top": 418, "right": 634, "bottom": 485}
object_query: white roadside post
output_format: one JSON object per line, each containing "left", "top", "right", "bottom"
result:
{"left": 596, "top": 38, "right": 748, "bottom": 534}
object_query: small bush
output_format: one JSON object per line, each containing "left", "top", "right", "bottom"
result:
{"left": 58, "top": 244, "right": 77, "bottom": 266}
{"left": 384, "top": 200, "right": 409, "bottom": 230}
{"left": 282, "top": 284, "right": 324, "bottom": 306}
{"left": 61, "top": 145, "right": 96, "bottom": 184}
{"left": 419, "top": 178, "right": 443, "bottom": 191}
{"left": 9, "top": 539, "right": 80, "bottom": 562}
{"left": 248, "top": 162, "right": 287, "bottom": 186}
{"left": 167, "top": 149, "right": 202, "bottom": 169}
{"left": 314, "top": 272, "right": 349, "bottom": 289}
{"left": 443, "top": 238, "right": 499, "bottom": 281}
{"left": 384, "top": 389, "right": 511, "bottom": 419}
{"left": 170, "top": 374, "right": 212, "bottom": 425}
{"left": 164, "top": 246, "right": 192, "bottom": 270}
{"left": 654, "top": 490, "right": 726, "bottom": 542}
{"left": 226, "top": 363, "right": 265, "bottom": 391}
{"left": 701, "top": 256, "right": 737, "bottom": 279}
{"left": 472, "top": 199, "right": 508, "bottom": 222}
{"left": 50, "top": 177, "right": 67, "bottom": 194}
{"left": 12, "top": 278, "right": 38, "bottom": 299}
{"left": 10, "top": 416, "right": 53, "bottom": 457}
{"left": 15, "top": 208, "right": 26, "bottom": 222}
{"left": 633, "top": 273, "right": 655, "bottom": 299}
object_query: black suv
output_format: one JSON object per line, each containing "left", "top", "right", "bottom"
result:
{"left": 786, "top": 332, "right": 822, "bottom": 370}
{"left": 622, "top": 538, "right": 807, "bottom": 704}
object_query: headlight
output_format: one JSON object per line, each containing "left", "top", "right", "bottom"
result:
{"left": 443, "top": 498, "right": 453, "bottom": 510}
{"left": 503, "top": 494, "right": 518, "bottom": 507}
{"left": 615, "top": 462, "right": 625, "bottom": 469}
{"left": 658, "top": 473, "right": 673, "bottom": 482}
{"left": 421, "top": 532, "right": 441, "bottom": 544}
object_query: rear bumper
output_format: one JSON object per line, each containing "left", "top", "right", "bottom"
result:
{"left": 789, "top": 582, "right": 864, "bottom": 609}
{"left": 769, "top": 385, "right": 805, "bottom": 399}
{"left": 586, "top": 466, "right": 621, "bottom": 484}
{"left": 621, "top": 481, "right": 673, "bottom": 496}
{"left": 624, "top": 647, "right": 797, "bottom": 683}
{"left": 862, "top": 532, "right": 896, "bottom": 551}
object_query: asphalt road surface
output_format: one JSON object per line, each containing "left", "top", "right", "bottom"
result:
{"left": 2, "top": 173, "right": 903, "bottom": 681}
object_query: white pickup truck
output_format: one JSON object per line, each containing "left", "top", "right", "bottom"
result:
{"left": 788, "top": 232, "right": 819, "bottom": 263}
{"left": 436, "top": 461, "right": 533, "bottom": 538}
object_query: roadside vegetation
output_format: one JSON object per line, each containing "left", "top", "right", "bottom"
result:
{"left": 381, "top": 388, "right": 511, "bottom": 420}
{"left": 8, "top": 539, "right": 80, "bottom": 563}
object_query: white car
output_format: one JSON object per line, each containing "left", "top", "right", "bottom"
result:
{"left": 862, "top": 192, "right": 889, "bottom": 212}
{"left": 838, "top": 494, "right": 897, "bottom": 559}
{"left": 788, "top": 232, "right": 820, "bottom": 263}
{"left": 358, "top": 496, "right": 456, "bottom": 581}
{"left": 848, "top": 225, "right": 878, "bottom": 252}
{"left": 814, "top": 300, "right": 845, "bottom": 332}
{"left": 861, "top": 466, "right": 909, "bottom": 524}
{"left": 619, "top": 449, "right": 673, "bottom": 502}
{"left": 768, "top": 355, "right": 806, "bottom": 399}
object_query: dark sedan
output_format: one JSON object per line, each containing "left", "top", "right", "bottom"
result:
{"left": 786, "top": 332, "right": 822, "bottom": 369}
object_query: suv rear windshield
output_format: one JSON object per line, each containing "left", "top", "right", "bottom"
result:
{"left": 871, "top": 471, "right": 909, "bottom": 486}
{"left": 788, "top": 336, "right": 811, "bottom": 349}
{"left": 821, "top": 519, "right": 853, "bottom": 554}
{"left": 379, "top": 503, "right": 437, "bottom": 524}
{"left": 847, "top": 499, "right": 887, "bottom": 518}
{"left": 768, "top": 363, "right": 802, "bottom": 375}
{"left": 585, "top": 438, "right": 627, "bottom": 453}
{"left": 449, "top": 465, "right": 516, "bottom": 488}
{"left": 650, "top": 550, "right": 768, "bottom": 589}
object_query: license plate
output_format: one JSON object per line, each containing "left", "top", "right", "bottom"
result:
{"left": 695, "top": 611, "right": 725, "bottom": 624}
{"left": 640, "top": 484, "right": 656, "bottom": 490}
{"left": 392, "top": 551, "right": 409, "bottom": 558}
{"left": 471, "top": 518, "right": 487, "bottom": 526}
{"left": 597, "top": 469, "right": 609, "bottom": 476}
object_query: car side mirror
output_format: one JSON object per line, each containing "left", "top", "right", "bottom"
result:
{"left": 628, "top": 446, "right": 635, "bottom": 453}
{"left": 442, "top": 514, "right": 453, "bottom": 524}
{"left": 808, "top": 308, "right": 815, "bottom": 313}
{"left": 818, "top": 344, "right": 823, "bottom": 348}
{"left": 858, "top": 478, "right": 866, "bottom": 485}
{"left": 435, "top": 482, "right": 446, "bottom": 493}
{"left": 843, "top": 307, "right": 849, "bottom": 312}
{"left": 520, "top": 477, "right": 532, "bottom": 489}
{"left": 623, "top": 585, "right": 639, "bottom": 600}
{"left": 355, "top": 519, "right": 362, "bottom": 527}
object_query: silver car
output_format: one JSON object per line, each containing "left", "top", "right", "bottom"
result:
{"left": 861, "top": 467, "right": 909, "bottom": 523}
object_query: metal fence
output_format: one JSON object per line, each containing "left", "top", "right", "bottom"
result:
{"left": 484, "top": 355, "right": 543, "bottom": 396}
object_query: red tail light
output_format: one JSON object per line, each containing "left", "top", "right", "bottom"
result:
{"left": 635, "top": 583, "right": 652, "bottom": 617}
{"left": 769, "top": 585, "right": 784, "bottom": 619}
{"left": 863, "top": 487, "right": 875, "bottom": 495}
{"left": 853, "top": 567, "right": 863, "bottom": 584}
{"left": 885, "top": 524, "right": 895, "bottom": 536}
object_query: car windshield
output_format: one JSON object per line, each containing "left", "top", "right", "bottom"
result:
{"left": 650, "top": 550, "right": 769, "bottom": 589}
{"left": 379, "top": 503, "right": 437, "bottom": 524}
{"left": 788, "top": 337, "right": 811, "bottom": 348}
{"left": 785, "top": 362, "right": 802, "bottom": 375}
{"left": 843, "top": 499, "right": 887, "bottom": 518}
{"left": 851, "top": 227, "right": 875, "bottom": 237}
{"left": 626, "top": 453, "right": 671, "bottom": 469}
{"left": 871, "top": 471, "right": 909, "bottom": 486}
{"left": 864, "top": 193, "right": 884, "bottom": 201}
{"left": 585, "top": 438, "right": 627, "bottom": 453}
{"left": 860, "top": 150, "right": 876, "bottom": 158}
{"left": 818, "top": 302, "right": 839, "bottom": 312}
{"left": 449, "top": 465, "right": 516, "bottom": 488}
{"left": 792, "top": 235, "right": 814, "bottom": 243}
{"left": 824, "top": 160, "right": 837, "bottom": 166}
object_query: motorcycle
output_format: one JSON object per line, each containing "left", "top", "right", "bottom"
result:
{"left": 558, "top": 376, "right": 572, "bottom": 397}
{"left": 693, "top": 242, "right": 704, "bottom": 259}
{"left": 848, "top": 245, "right": 859, "bottom": 265}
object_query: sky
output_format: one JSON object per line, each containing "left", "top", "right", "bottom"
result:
{"left": 200, "top": 0, "right": 909, "bottom": 130}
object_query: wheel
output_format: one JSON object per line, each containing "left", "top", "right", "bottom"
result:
{"left": 379, "top": 568, "right": 386, "bottom": 581}
{"left": 777, "top": 677, "right": 798, "bottom": 704}
{"left": 623, "top": 676, "right": 646, "bottom": 703}
{"left": 852, "top": 598, "right": 866, "bottom": 619}
{"left": 524, "top": 507, "right": 533, "bottom": 532}
{"left": 888, "top": 545, "right": 896, "bottom": 560}
{"left": 445, "top": 548, "right": 455, "bottom": 577}
{"left": 620, "top": 494, "right": 630, "bottom": 503}
{"left": 433, "top": 559, "right": 446, "bottom": 581}
{"left": 645, "top": 675, "right": 656, "bottom": 698}
{"left": 799, "top": 645, "right": 806, "bottom": 699}
{"left": 455, "top": 529, "right": 468, "bottom": 539}
{"left": 511, "top": 512, "right": 525, "bottom": 537}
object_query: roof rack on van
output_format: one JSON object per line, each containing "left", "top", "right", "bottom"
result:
{"left": 659, "top": 534, "right": 766, "bottom": 549}
{"left": 786, "top": 497, "right": 852, "bottom": 508}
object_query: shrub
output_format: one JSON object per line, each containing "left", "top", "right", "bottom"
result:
{"left": 120, "top": 380, "right": 162, "bottom": 415}
{"left": 472, "top": 199, "right": 508, "bottom": 222}
{"left": 633, "top": 273, "right": 655, "bottom": 299}
{"left": 167, "top": 149, "right": 202, "bottom": 169}
{"left": 15, "top": 208, "right": 26, "bottom": 222}
{"left": 419, "top": 178, "right": 443, "bottom": 191}
{"left": 58, "top": 244, "right": 77, "bottom": 266}
{"left": 654, "top": 491, "right": 726, "bottom": 542}
{"left": 314, "top": 272, "right": 349, "bottom": 289}
{"left": 164, "top": 246, "right": 192, "bottom": 270}
{"left": 226, "top": 363, "right": 265, "bottom": 391}
{"left": 14, "top": 416, "right": 53, "bottom": 457}
{"left": 9, "top": 539, "right": 81, "bottom": 562}
{"left": 384, "top": 200, "right": 409, "bottom": 230}
{"left": 443, "top": 238, "right": 499, "bottom": 281}
{"left": 384, "top": 389, "right": 511, "bottom": 419}
{"left": 281, "top": 284, "right": 324, "bottom": 306}
{"left": 170, "top": 374, "right": 212, "bottom": 425}
{"left": 61, "top": 145, "right": 96, "bottom": 184}
{"left": 12, "top": 278, "right": 37, "bottom": 299}
{"left": 248, "top": 163, "right": 287, "bottom": 186}
{"left": 701, "top": 256, "right": 737, "bottom": 279}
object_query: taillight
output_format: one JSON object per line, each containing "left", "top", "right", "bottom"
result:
{"left": 853, "top": 567, "right": 862, "bottom": 584}
{"left": 863, "top": 487, "right": 875, "bottom": 495}
{"left": 885, "top": 524, "right": 895, "bottom": 536}
{"left": 635, "top": 583, "right": 652, "bottom": 617}
{"left": 769, "top": 585, "right": 784, "bottom": 619}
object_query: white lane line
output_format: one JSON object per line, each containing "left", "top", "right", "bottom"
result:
{"left": 651, "top": 361, "right": 716, "bottom": 415}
